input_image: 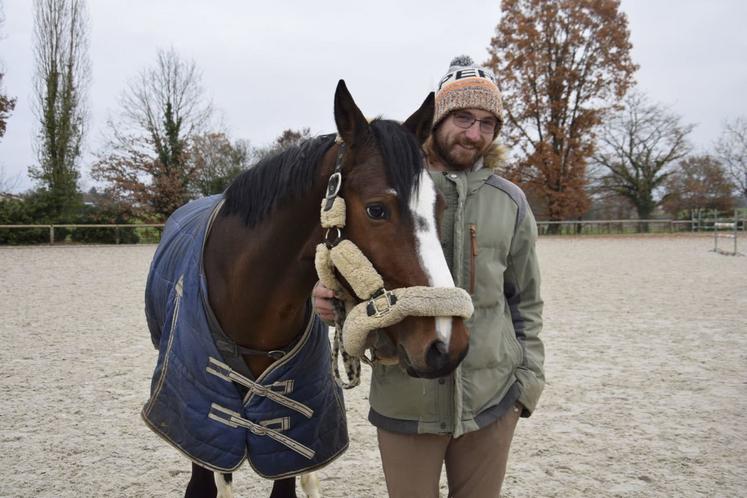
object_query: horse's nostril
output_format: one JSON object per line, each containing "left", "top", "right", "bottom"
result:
{"left": 425, "top": 340, "right": 449, "bottom": 371}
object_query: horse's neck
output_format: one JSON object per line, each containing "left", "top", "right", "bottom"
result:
{"left": 204, "top": 167, "right": 331, "bottom": 367}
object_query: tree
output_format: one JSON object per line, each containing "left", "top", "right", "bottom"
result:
{"left": 487, "top": 0, "right": 637, "bottom": 225}
{"left": 92, "top": 48, "right": 213, "bottom": 219}
{"left": 0, "top": 74, "right": 15, "bottom": 140}
{"left": 0, "top": 2, "right": 15, "bottom": 140}
{"left": 190, "top": 133, "right": 251, "bottom": 196}
{"left": 253, "top": 127, "right": 312, "bottom": 163}
{"left": 661, "top": 155, "right": 735, "bottom": 218}
{"left": 714, "top": 117, "right": 747, "bottom": 200}
{"left": 593, "top": 92, "right": 693, "bottom": 220}
{"left": 30, "top": 0, "right": 90, "bottom": 220}
{"left": 191, "top": 127, "right": 314, "bottom": 196}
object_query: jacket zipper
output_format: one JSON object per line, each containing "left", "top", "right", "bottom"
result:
{"left": 469, "top": 224, "right": 478, "bottom": 294}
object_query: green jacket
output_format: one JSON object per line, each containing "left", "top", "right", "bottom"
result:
{"left": 368, "top": 166, "right": 545, "bottom": 437}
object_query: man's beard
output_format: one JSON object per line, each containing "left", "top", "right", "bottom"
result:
{"left": 433, "top": 133, "right": 487, "bottom": 171}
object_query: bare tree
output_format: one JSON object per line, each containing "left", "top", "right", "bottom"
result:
{"left": 592, "top": 92, "right": 693, "bottom": 221}
{"left": 252, "top": 127, "right": 312, "bottom": 163}
{"left": 92, "top": 48, "right": 213, "bottom": 219}
{"left": 714, "top": 117, "right": 747, "bottom": 200}
{"left": 488, "top": 0, "right": 637, "bottom": 225}
{"left": 30, "top": 0, "right": 90, "bottom": 219}
{"left": 190, "top": 133, "right": 251, "bottom": 196}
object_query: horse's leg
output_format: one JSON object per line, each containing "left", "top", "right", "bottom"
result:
{"left": 185, "top": 462, "right": 217, "bottom": 498}
{"left": 300, "top": 472, "right": 321, "bottom": 498}
{"left": 214, "top": 472, "right": 234, "bottom": 498}
{"left": 270, "top": 477, "right": 297, "bottom": 498}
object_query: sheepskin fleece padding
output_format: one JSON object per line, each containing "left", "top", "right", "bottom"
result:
{"left": 342, "top": 286, "right": 474, "bottom": 356}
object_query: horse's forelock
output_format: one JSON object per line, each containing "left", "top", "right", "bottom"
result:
{"left": 368, "top": 119, "right": 425, "bottom": 213}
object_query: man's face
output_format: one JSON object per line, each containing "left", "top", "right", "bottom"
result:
{"left": 433, "top": 108, "right": 497, "bottom": 171}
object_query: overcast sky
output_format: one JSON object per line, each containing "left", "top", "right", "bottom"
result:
{"left": 1, "top": 0, "right": 746, "bottom": 193}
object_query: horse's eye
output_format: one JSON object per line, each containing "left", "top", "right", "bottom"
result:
{"left": 366, "top": 204, "right": 388, "bottom": 220}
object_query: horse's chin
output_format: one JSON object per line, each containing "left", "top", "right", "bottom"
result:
{"left": 398, "top": 343, "right": 469, "bottom": 379}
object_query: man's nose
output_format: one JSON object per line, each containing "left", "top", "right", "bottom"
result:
{"left": 464, "top": 122, "right": 482, "bottom": 141}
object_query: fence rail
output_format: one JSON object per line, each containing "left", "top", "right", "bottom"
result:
{"left": 537, "top": 217, "right": 744, "bottom": 236}
{"left": 536, "top": 219, "right": 688, "bottom": 235}
{"left": 0, "top": 217, "right": 744, "bottom": 245}
{"left": 0, "top": 223, "right": 165, "bottom": 244}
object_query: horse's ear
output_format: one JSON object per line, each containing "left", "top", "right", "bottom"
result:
{"left": 402, "top": 92, "right": 435, "bottom": 145}
{"left": 334, "top": 80, "right": 370, "bottom": 148}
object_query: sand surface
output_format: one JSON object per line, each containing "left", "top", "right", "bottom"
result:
{"left": 1, "top": 235, "right": 745, "bottom": 497}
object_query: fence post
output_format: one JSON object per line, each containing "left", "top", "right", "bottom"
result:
{"left": 49, "top": 225, "right": 54, "bottom": 245}
{"left": 116, "top": 226, "right": 120, "bottom": 245}
{"left": 734, "top": 209, "right": 739, "bottom": 255}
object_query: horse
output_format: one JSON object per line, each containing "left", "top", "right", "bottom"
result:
{"left": 141, "top": 80, "right": 471, "bottom": 498}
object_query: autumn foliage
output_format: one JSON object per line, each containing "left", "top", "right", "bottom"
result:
{"left": 662, "top": 155, "right": 736, "bottom": 217}
{"left": 488, "top": 0, "right": 637, "bottom": 222}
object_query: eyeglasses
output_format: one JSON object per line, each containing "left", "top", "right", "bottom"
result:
{"left": 451, "top": 111, "right": 498, "bottom": 135}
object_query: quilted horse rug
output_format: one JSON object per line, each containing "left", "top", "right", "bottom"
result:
{"left": 141, "top": 194, "right": 348, "bottom": 478}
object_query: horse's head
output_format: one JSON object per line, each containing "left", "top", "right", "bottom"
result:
{"left": 323, "top": 80, "right": 471, "bottom": 379}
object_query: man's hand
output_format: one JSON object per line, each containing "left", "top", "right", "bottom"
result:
{"left": 312, "top": 282, "right": 336, "bottom": 323}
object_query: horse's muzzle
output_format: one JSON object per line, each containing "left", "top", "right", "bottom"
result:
{"left": 401, "top": 340, "right": 469, "bottom": 379}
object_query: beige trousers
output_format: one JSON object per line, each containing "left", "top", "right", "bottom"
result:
{"left": 376, "top": 405, "right": 520, "bottom": 498}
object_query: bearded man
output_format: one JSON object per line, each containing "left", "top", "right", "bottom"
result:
{"left": 314, "top": 55, "right": 545, "bottom": 498}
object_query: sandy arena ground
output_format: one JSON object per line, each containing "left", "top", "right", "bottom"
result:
{"left": 1, "top": 235, "right": 745, "bottom": 497}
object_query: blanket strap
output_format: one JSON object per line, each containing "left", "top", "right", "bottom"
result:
{"left": 206, "top": 357, "right": 314, "bottom": 418}
{"left": 208, "top": 404, "right": 316, "bottom": 460}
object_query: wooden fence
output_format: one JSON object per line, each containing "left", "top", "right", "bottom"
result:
{"left": 0, "top": 217, "right": 743, "bottom": 244}
{"left": 0, "top": 223, "right": 165, "bottom": 244}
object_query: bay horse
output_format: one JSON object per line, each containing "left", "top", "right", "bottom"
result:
{"left": 142, "top": 80, "right": 470, "bottom": 498}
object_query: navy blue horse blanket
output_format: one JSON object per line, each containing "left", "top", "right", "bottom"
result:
{"left": 142, "top": 195, "right": 348, "bottom": 477}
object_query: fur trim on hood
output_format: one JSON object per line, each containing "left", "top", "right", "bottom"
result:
{"left": 482, "top": 142, "right": 508, "bottom": 171}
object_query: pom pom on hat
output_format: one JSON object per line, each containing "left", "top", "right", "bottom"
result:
{"left": 448, "top": 55, "right": 476, "bottom": 69}
{"left": 434, "top": 55, "right": 503, "bottom": 135}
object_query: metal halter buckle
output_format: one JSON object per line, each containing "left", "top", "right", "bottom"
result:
{"left": 323, "top": 172, "right": 342, "bottom": 211}
{"left": 324, "top": 227, "right": 343, "bottom": 248}
{"left": 326, "top": 172, "right": 342, "bottom": 199}
{"left": 366, "top": 289, "right": 397, "bottom": 318}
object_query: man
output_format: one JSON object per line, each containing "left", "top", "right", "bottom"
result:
{"left": 314, "top": 55, "right": 544, "bottom": 498}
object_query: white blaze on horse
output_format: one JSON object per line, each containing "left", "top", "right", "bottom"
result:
{"left": 142, "top": 81, "right": 472, "bottom": 498}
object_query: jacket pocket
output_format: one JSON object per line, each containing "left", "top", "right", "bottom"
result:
{"left": 469, "top": 224, "right": 478, "bottom": 294}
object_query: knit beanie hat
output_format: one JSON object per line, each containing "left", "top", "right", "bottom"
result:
{"left": 434, "top": 55, "right": 503, "bottom": 134}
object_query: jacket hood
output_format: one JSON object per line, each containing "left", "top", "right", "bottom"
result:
{"left": 482, "top": 142, "right": 508, "bottom": 171}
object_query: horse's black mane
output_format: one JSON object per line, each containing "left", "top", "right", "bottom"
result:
{"left": 222, "top": 119, "right": 424, "bottom": 227}
{"left": 222, "top": 134, "right": 336, "bottom": 227}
